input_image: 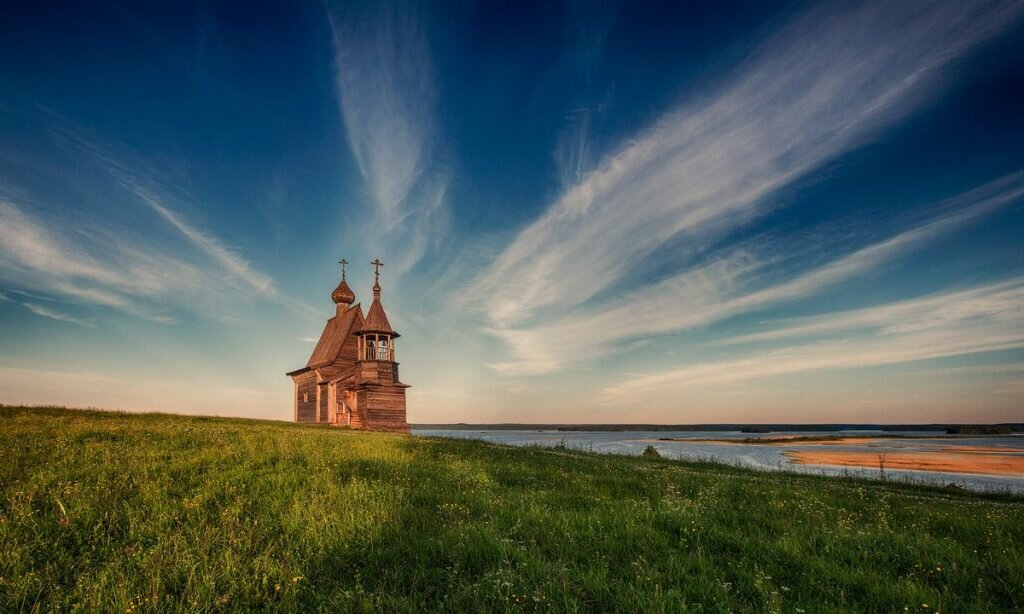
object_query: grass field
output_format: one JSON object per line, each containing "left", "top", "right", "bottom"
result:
{"left": 2, "top": 406, "right": 1022, "bottom": 612}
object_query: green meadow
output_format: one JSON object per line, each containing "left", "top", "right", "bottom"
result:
{"left": 2, "top": 406, "right": 1022, "bottom": 612}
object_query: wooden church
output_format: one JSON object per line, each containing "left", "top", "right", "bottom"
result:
{"left": 286, "top": 259, "right": 410, "bottom": 433}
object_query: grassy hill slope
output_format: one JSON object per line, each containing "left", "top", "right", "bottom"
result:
{"left": 2, "top": 406, "right": 1022, "bottom": 611}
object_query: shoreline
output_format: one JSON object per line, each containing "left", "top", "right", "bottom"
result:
{"left": 651, "top": 435, "right": 1020, "bottom": 446}
{"left": 783, "top": 449, "right": 1024, "bottom": 477}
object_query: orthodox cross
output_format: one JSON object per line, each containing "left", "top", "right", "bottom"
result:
{"left": 370, "top": 258, "right": 383, "bottom": 284}
{"left": 338, "top": 258, "right": 348, "bottom": 281}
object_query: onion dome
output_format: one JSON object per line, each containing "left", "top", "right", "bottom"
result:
{"left": 331, "top": 279, "right": 355, "bottom": 305}
{"left": 332, "top": 258, "right": 356, "bottom": 305}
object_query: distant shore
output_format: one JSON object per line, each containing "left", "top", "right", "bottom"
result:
{"left": 415, "top": 423, "right": 1024, "bottom": 433}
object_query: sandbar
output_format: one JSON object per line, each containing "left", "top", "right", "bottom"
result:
{"left": 784, "top": 450, "right": 1024, "bottom": 476}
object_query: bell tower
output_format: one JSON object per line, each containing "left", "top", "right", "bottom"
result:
{"left": 351, "top": 259, "right": 410, "bottom": 431}
{"left": 355, "top": 259, "right": 398, "bottom": 366}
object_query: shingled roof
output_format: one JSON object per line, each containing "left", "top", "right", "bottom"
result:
{"left": 358, "top": 281, "right": 398, "bottom": 336}
{"left": 306, "top": 303, "right": 363, "bottom": 368}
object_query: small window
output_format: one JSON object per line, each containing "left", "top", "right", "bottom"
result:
{"left": 302, "top": 391, "right": 309, "bottom": 403}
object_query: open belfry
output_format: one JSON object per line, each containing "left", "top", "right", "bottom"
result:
{"left": 286, "top": 259, "right": 410, "bottom": 432}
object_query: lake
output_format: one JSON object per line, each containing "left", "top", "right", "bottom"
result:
{"left": 413, "top": 428, "right": 1024, "bottom": 493}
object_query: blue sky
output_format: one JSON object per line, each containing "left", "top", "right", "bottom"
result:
{"left": 1, "top": 0, "right": 1023, "bottom": 424}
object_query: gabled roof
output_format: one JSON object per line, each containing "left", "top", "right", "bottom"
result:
{"left": 306, "top": 303, "right": 363, "bottom": 368}
{"left": 326, "top": 367, "right": 356, "bottom": 384}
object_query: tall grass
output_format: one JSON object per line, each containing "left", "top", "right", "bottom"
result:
{"left": 1, "top": 406, "right": 1022, "bottom": 611}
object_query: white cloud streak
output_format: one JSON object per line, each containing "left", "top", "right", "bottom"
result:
{"left": 467, "top": 0, "right": 1024, "bottom": 371}
{"left": 60, "top": 130, "right": 278, "bottom": 297}
{"left": 21, "top": 302, "right": 96, "bottom": 328}
{"left": 602, "top": 278, "right": 1024, "bottom": 400}
{"left": 331, "top": 6, "right": 434, "bottom": 221}
{"left": 329, "top": 2, "right": 449, "bottom": 277}
{"left": 127, "top": 183, "right": 273, "bottom": 294}
{"left": 108, "top": 164, "right": 321, "bottom": 323}
{"left": 484, "top": 173, "right": 1024, "bottom": 374}
{"left": 0, "top": 118, "right": 324, "bottom": 324}
{"left": 910, "top": 363, "right": 1024, "bottom": 377}
{"left": 0, "top": 194, "right": 285, "bottom": 324}
{"left": 0, "top": 199, "right": 182, "bottom": 322}
{"left": 723, "top": 280, "right": 1024, "bottom": 346}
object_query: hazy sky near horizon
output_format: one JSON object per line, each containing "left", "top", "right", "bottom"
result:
{"left": 1, "top": 0, "right": 1023, "bottom": 424}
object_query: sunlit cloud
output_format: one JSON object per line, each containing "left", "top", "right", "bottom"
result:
{"left": 467, "top": 0, "right": 1024, "bottom": 372}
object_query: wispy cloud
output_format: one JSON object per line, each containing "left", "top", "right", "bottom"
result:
{"left": 53, "top": 124, "right": 279, "bottom": 298}
{"left": 913, "top": 363, "right": 1024, "bottom": 376}
{"left": 0, "top": 198, "right": 183, "bottom": 322}
{"left": 602, "top": 277, "right": 1024, "bottom": 400}
{"left": 4, "top": 288, "right": 57, "bottom": 302}
{"left": 554, "top": 0, "right": 618, "bottom": 187}
{"left": 126, "top": 183, "right": 273, "bottom": 294}
{"left": 722, "top": 279, "right": 1024, "bottom": 346}
{"left": 467, "top": 0, "right": 1024, "bottom": 368}
{"left": 482, "top": 173, "right": 1024, "bottom": 374}
{"left": 112, "top": 170, "right": 321, "bottom": 323}
{"left": 0, "top": 115, "right": 323, "bottom": 325}
{"left": 0, "top": 188, "right": 290, "bottom": 324}
{"left": 328, "top": 1, "right": 449, "bottom": 276}
{"left": 21, "top": 302, "right": 96, "bottom": 328}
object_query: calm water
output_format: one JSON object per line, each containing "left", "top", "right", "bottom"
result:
{"left": 413, "top": 428, "right": 1024, "bottom": 493}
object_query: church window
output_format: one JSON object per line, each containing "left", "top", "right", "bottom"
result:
{"left": 302, "top": 391, "right": 308, "bottom": 403}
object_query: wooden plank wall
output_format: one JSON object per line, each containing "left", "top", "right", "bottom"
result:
{"left": 364, "top": 387, "right": 409, "bottom": 433}
{"left": 293, "top": 373, "right": 318, "bottom": 423}
{"left": 318, "top": 382, "right": 328, "bottom": 422}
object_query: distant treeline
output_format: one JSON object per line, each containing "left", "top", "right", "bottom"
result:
{"left": 946, "top": 425, "right": 1014, "bottom": 435}
{"left": 413, "top": 423, "right": 1024, "bottom": 433}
